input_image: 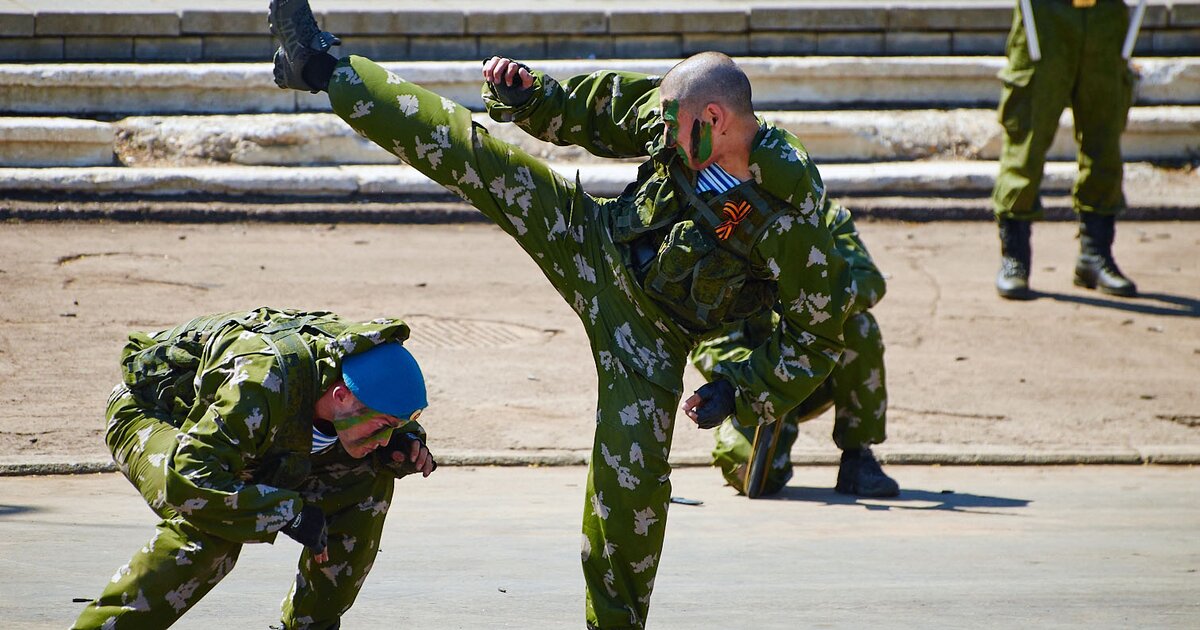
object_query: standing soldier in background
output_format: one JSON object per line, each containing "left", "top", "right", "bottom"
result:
{"left": 691, "top": 200, "right": 897, "bottom": 499}
{"left": 992, "top": 0, "right": 1140, "bottom": 300}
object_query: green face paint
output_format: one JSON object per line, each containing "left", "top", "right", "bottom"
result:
{"left": 332, "top": 406, "right": 383, "bottom": 432}
{"left": 662, "top": 99, "right": 713, "bottom": 166}
{"left": 662, "top": 99, "right": 681, "bottom": 155}
{"left": 333, "top": 406, "right": 423, "bottom": 448}
{"left": 689, "top": 118, "right": 714, "bottom": 165}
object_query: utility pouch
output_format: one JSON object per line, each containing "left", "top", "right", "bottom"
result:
{"left": 611, "top": 153, "right": 683, "bottom": 242}
{"left": 119, "top": 313, "right": 246, "bottom": 421}
{"left": 644, "top": 219, "right": 714, "bottom": 305}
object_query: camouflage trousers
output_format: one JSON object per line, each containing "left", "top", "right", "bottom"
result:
{"left": 72, "top": 385, "right": 395, "bottom": 630}
{"left": 692, "top": 312, "right": 887, "bottom": 495}
{"left": 328, "top": 55, "right": 696, "bottom": 629}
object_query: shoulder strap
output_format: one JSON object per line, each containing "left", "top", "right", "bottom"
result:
{"left": 669, "top": 164, "right": 790, "bottom": 259}
{"left": 259, "top": 329, "right": 319, "bottom": 457}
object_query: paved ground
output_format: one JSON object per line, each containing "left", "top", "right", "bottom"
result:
{"left": 0, "top": 219, "right": 1197, "bottom": 471}
{"left": 2, "top": 465, "right": 1198, "bottom": 629}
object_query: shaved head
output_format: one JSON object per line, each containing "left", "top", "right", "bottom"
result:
{"left": 660, "top": 52, "right": 753, "bottom": 117}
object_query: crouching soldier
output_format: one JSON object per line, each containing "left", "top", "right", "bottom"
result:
{"left": 692, "top": 201, "right": 898, "bottom": 498}
{"left": 72, "top": 307, "right": 435, "bottom": 630}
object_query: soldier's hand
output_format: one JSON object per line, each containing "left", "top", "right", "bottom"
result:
{"left": 483, "top": 56, "right": 535, "bottom": 106}
{"left": 682, "top": 380, "right": 735, "bottom": 429}
{"left": 281, "top": 504, "right": 328, "bottom": 562}
{"left": 379, "top": 431, "right": 437, "bottom": 477}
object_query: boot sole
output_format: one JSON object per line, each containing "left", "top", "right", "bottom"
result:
{"left": 997, "top": 287, "right": 1034, "bottom": 300}
{"left": 1074, "top": 277, "right": 1137, "bottom": 298}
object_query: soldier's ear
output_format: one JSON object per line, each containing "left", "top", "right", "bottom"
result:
{"left": 704, "top": 103, "right": 725, "bottom": 133}
{"left": 332, "top": 381, "right": 355, "bottom": 405}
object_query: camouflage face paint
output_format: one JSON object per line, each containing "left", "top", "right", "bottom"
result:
{"left": 689, "top": 118, "right": 714, "bottom": 165}
{"left": 334, "top": 406, "right": 423, "bottom": 445}
{"left": 662, "top": 99, "right": 681, "bottom": 156}
{"left": 332, "top": 405, "right": 389, "bottom": 431}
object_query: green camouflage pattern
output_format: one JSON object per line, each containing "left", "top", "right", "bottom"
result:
{"left": 73, "top": 308, "right": 423, "bottom": 630}
{"left": 692, "top": 201, "right": 888, "bottom": 495}
{"left": 327, "top": 55, "right": 852, "bottom": 629}
{"left": 992, "top": 0, "right": 1133, "bottom": 220}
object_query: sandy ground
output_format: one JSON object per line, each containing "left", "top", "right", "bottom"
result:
{"left": 0, "top": 219, "right": 1197, "bottom": 466}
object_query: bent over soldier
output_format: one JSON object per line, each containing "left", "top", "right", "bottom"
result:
{"left": 269, "top": 2, "right": 856, "bottom": 627}
{"left": 72, "top": 307, "right": 435, "bottom": 630}
{"left": 691, "top": 199, "right": 897, "bottom": 498}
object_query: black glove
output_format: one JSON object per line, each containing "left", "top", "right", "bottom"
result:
{"left": 378, "top": 431, "right": 438, "bottom": 473}
{"left": 281, "top": 504, "right": 327, "bottom": 555}
{"left": 692, "top": 380, "right": 736, "bottom": 429}
{"left": 484, "top": 59, "right": 535, "bottom": 107}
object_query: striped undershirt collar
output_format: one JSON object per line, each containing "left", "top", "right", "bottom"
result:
{"left": 311, "top": 426, "right": 338, "bottom": 453}
{"left": 695, "top": 163, "right": 741, "bottom": 195}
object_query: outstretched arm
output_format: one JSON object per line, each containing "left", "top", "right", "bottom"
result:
{"left": 482, "top": 56, "right": 664, "bottom": 158}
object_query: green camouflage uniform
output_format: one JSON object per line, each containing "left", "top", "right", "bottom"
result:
{"left": 993, "top": 0, "right": 1134, "bottom": 219}
{"left": 325, "top": 56, "right": 854, "bottom": 629}
{"left": 73, "top": 308, "right": 426, "bottom": 630}
{"left": 692, "top": 201, "right": 888, "bottom": 495}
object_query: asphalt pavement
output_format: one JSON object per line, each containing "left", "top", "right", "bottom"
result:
{"left": 3, "top": 465, "right": 1198, "bottom": 629}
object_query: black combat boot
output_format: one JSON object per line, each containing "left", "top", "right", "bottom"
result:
{"left": 835, "top": 447, "right": 900, "bottom": 498}
{"left": 1074, "top": 213, "right": 1137, "bottom": 297}
{"left": 269, "top": 0, "right": 341, "bottom": 93}
{"left": 996, "top": 218, "right": 1033, "bottom": 300}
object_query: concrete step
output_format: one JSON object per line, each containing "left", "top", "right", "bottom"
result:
{"left": 2, "top": 56, "right": 1198, "bottom": 116}
{"left": 5, "top": 105, "right": 1193, "bottom": 169}
{"left": 2, "top": 0, "right": 1196, "bottom": 62}
{"left": 0, "top": 160, "right": 1193, "bottom": 200}
{"left": 102, "top": 107, "right": 1200, "bottom": 169}
{"left": 0, "top": 117, "right": 115, "bottom": 167}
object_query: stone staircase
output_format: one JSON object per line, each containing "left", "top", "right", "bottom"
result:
{"left": 1, "top": 1, "right": 1198, "bottom": 219}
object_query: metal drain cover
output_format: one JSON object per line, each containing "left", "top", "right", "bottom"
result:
{"left": 402, "top": 315, "right": 556, "bottom": 349}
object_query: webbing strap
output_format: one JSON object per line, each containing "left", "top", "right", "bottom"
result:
{"left": 260, "top": 329, "right": 319, "bottom": 455}
{"left": 669, "top": 164, "right": 788, "bottom": 259}
{"left": 669, "top": 165, "right": 724, "bottom": 228}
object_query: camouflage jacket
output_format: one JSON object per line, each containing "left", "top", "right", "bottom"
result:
{"left": 119, "top": 307, "right": 423, "bottom": 543}
{"left": 826, "top": 201, "right": 886, "bottom": 314}
{"left": 485, "top": 70, "right": 856, "bottom": 427}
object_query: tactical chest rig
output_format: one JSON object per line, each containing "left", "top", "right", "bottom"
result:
{"left": 120, "top": 308, "right": 350, "bottom": 488}
{"left": 613, "top": 153, "right": 792, "bottom": 333}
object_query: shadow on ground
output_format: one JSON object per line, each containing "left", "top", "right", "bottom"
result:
{"left": 766, "top": 486, "right": 1031, "bottom": 515}
{"left": 0, "top": 504, "right": 38, "bottom": 518}
{"left": 1040, "top": 291, "right": 1200, "bottom": 317}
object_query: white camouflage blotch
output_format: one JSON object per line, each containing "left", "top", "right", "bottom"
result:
{"left": 349, "top": 100, "right": 374, "bottom": 119}
{"left": 600, "top": 442, "right": 640, "bottom": 490}
{"left": 164, "top": 578, "right": 200, "bottom": 612}
{"left": 807, "top": 246, "right": 827, "bottom": 267}
{"left": 631, "top": 554, "right": 657, "bottom": 574}
{"left": 245, "top": 407, "right": 264, "bottom": 433}
{"left": 632, "top": 506, "right": 659, "bottom": 536}
{"left": 590, "top": 491, "right": 611, "bottom": 520}
{"left": 332, "top": 66, "right": 362, "bottom": 85}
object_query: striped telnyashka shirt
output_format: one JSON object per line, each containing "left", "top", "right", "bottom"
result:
{"left": 695, "top": 163, "right": 741, "bottom": 195}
